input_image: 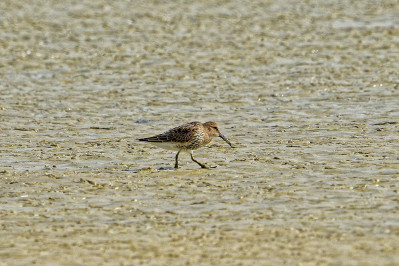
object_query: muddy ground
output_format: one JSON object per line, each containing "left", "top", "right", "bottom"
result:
{"left": 1, "top": 0, "right": 399, "bottom": 265}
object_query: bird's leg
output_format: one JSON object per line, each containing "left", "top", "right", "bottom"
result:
{"left": 175, "top": 151, "right": 180, "bottom": 169}
{"left": 190, "top": 151, "right": 208, "bottom": 168}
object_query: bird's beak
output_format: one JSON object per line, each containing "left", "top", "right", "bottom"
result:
{"left": 219, "top": 133, "right": 234, "bottom": 148}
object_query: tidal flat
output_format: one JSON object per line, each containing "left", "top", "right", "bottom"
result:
{"left": 1, "top": 0, "right": 399, "bottom": 265}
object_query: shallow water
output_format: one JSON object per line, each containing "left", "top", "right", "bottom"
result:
{"left": 1, "top": 0, "right": 399, "bottom": 265}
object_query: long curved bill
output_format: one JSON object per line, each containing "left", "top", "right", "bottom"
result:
{"left": 219, "top": 133, "right": 234, "bottom": 148}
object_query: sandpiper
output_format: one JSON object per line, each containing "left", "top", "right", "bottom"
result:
{"left": 138, "top": 121, "right": 233, "bottom": 169}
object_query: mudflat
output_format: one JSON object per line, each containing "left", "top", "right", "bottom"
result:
{"left": 1, "top": 0, "right": 399, "bottom": 265}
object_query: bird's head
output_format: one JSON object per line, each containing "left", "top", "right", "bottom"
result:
{"left": 203, "top": 121, "right": 233, "bottom": 147}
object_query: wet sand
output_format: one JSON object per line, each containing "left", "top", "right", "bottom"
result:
{"left": 1, "top": 0, "right": 399, "bottom": 265}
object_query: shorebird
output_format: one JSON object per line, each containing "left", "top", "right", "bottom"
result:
{"left": 138, "top": 121, "right": 233, "bottom": 169}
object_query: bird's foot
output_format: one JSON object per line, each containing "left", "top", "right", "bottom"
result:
{"left": 199, "top": 164, "right": 217, "bottom": 169}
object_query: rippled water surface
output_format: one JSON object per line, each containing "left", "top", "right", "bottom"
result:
{"left": 1, "top": 0, "right": 399, "bottom": 265}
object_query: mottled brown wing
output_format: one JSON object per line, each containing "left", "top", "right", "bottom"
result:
{"left": 139, "top": 122, "right": 200, "bottom": 143}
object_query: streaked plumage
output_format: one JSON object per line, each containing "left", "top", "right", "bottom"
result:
{"left": 138, "top": 121, "right": 233, "bottom": 168}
